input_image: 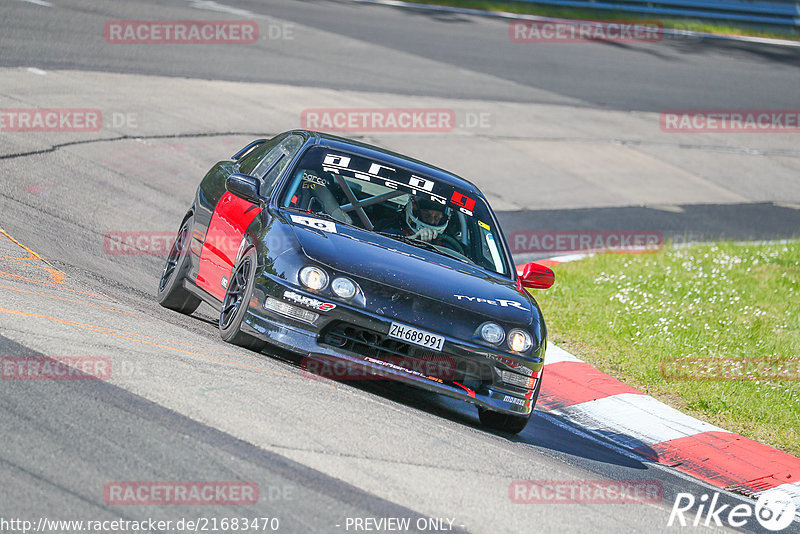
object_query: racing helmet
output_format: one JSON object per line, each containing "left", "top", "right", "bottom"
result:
{"left": 405, "top": 196, "right": 451, "bottom": 235}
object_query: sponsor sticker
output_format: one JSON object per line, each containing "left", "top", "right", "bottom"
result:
{"left": 283, "top": 290, "right": 336, "bottom": 312}
{"left": 450, "top": 191, "right": 476, "bottom": 212}
{"left": 302, "top": 171, "right": 328, "bottom": 186}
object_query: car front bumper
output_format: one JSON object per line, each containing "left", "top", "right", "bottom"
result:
{"left": 242, "top": 279, "right": 544, "bottom": 417}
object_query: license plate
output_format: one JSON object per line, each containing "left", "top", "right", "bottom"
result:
{"left": 388, "top": 322, "right": 445, "bottom": 352}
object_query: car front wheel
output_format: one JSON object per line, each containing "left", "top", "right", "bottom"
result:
{"left": 478, "top": 369, "right": 543, "bottom": 434}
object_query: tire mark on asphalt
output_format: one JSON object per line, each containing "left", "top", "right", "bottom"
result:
{"left": 0, "top": 132, "right": 269, "bottom": 161}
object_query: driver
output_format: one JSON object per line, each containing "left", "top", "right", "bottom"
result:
{"left": 381, "top": 196, "right": 453, "bottom": 243}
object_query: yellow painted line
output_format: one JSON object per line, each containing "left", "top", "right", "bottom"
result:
{"left": 0, "top": 226, "right": 66, "bottom": 284}
{"left": 0, "top": 270, "right": 108, "bottom": 299}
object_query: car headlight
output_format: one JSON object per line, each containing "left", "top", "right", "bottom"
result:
{"left": 299, "top": 266, "right": 328, "bottom": 291}
{"left": 331, "top": 277, "right": 357, "bottom": 299}
{"left": 508, "top": 329, "right": 532, "bottom": 353}
{"left": 479, "top": 322, "right": 505, "bottom": 345}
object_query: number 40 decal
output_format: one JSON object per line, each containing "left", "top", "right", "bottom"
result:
{"left": 290, "top": 215, "right": 337, "bottom": 234}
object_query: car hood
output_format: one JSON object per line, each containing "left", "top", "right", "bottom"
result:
{"left": 287, "top": 218, "right": 533, "bottom": 324}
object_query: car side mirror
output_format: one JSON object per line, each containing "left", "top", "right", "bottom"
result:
{"left": 226, "top": 173, "right": 262, "bottom": 205}
{"left": 518, "top": 262, "right": 555, "bottom": 289}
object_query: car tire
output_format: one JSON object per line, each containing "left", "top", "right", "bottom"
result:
{"left": 157, "top": 216, "right": 202, "bottom": 314}
{"left": 478, "top": 408, "right": 531, "bottom": 434}
{"left": 219, "top": 248, "right": 266, "bottom": 351}
{"left": 478, "top": 369, "right": 543, "bottom": 434}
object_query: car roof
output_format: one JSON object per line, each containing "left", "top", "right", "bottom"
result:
{"left": 284, "top": 130, "right": 484, "bottom": 198}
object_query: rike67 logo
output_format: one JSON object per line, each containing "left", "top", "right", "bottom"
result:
{"left": 669, "top": 489, "right": 797, "bottom": 531}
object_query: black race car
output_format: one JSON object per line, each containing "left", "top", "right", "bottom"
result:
{"left": 158, "top": 130, "right": 554, "bottom": 433}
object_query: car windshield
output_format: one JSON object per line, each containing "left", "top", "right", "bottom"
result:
{"left": 279, "top": 146, "right": 510, "bottom": 276}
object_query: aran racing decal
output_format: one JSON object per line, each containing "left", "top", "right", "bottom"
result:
{"left": 283, "top": 290, "right": 337, "bottom": 312}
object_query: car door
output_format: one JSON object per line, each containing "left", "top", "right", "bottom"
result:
{"left": 196, "top": 134, "right": 306, "bottom": 300}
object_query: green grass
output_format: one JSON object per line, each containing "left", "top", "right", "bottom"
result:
{"left": 531, "top": 241, "right": 800, "bottom": 457}
{"left": 405, "top": 0, "right": 800, "bottom": 41}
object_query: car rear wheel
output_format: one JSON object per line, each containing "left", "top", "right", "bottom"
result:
{"left": 219, "top": 248, "right": 266, "bottom": 351}
{"left": 157, "top": 216, "right": 201, "bottom": 314}
{"left": 478, "top": 369, "right": 543, "bottom": 434}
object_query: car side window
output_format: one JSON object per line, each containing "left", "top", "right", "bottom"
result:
{"left": 258, "top": 134, "right": 306, "bottom": 196}
{"left": 236, "top": 133, "right": 287, "bottom": 176}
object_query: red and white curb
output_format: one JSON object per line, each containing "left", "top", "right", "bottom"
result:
{"left": 521, "top": 255, "right": 800, "bottom": 515}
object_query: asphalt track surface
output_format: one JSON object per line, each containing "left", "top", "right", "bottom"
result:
{"left": 0, "top": 1, "right": 798, "bottom": 533}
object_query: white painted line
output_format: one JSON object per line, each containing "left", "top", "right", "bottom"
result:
{"left": 26, "top": 67, "right": 47, "bottom": 75}
{"left": 544, "top": 341, "right": 583, "bottom": 365}
{"left": 17, "top": 0, "right": 53, "bottom": 6}
{"left": 186, "top": 0, "right": 257, "bottom": 18}
{"left": 555, "top": 393, "right": 729, "bottom": 448}
{"left": 353, "top": 0, "right": 800, "bottom": 48}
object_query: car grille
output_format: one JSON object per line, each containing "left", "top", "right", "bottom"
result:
{"left": 319, "top": 322, "right": 492, "bottom": 388}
